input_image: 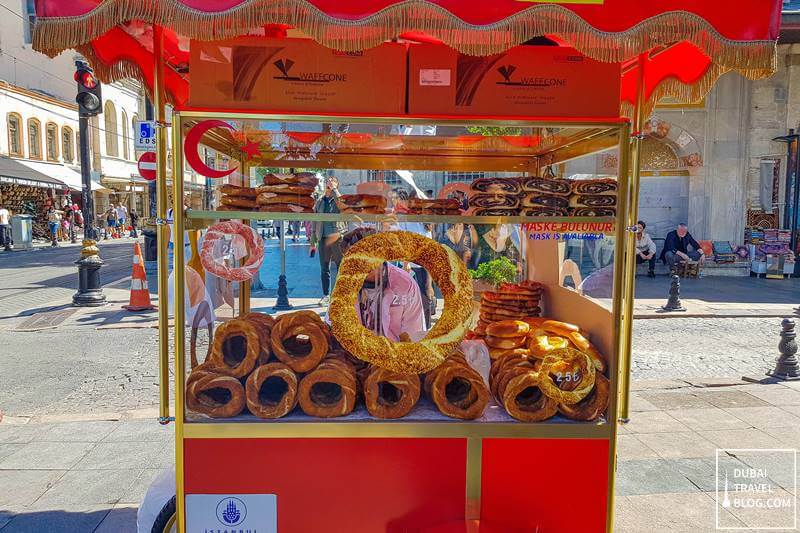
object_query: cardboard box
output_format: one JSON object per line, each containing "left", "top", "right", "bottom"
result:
{"left": 190, "top": 37, "right": 407, "bottom": 114}
{"left": 408, "top": 44, "right": 620, "bottom": 118}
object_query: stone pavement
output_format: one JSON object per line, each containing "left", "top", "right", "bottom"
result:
{"left": 1, "top": 378, "right": 799, "bottom": 532}
{"left": 616, "top": 377, "right": 800, "bottom": 532}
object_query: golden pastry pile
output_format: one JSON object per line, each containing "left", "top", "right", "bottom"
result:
{"left": 466, "top": 176, "right": 618, "bottom": 217}
{"left": 486, "top": 318, "right": 610, "bottom": 422}
{"left": 469, "top": 280, "right": 544, "bottom": 340}
{"left": 185, "top": 310, "right": 488, "bottom": 421}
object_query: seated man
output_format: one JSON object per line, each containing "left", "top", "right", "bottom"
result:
{"left": 660, "top": 223, "right": 705, "bottom": 272}
{"left": 337, "top": 227, "right": 426, "bottom": 342}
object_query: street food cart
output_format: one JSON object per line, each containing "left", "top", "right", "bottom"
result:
{"left": 32, "top": 1, "right": 782, "bottom": 532}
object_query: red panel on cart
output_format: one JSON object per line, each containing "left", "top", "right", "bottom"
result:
{"left": 481, "top": 438, "right": 610, "bottom": 532}
{"left": 184, "top": 438, "right": 467, "bottom": 532}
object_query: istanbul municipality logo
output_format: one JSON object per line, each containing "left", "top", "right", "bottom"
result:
{"left": 716, "top": 449, "right": 797, "bottom": 530}
{"left": 216, "top": 497, "right": 247, "bottom": 526}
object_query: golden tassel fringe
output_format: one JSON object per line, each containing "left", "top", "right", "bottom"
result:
{"left": 35, "top": 0, "right": 776, "bottom": 75}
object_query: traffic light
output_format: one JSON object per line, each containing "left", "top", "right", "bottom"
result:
{"left": 74, "top": 61, "right": 102, "bottom": 117}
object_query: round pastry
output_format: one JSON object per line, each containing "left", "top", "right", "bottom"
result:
{"left": 242, "top": 312, "right": 275, "bottom": 365}
{"left": 200, "top": 221, "right": 264, "bottom": 282}
{"left": 329, "top": 231, "right": 473, "bottom": 373}
{"left": 502, "top": 371, "right": 558, "bottom": 422}
{"left": 186, "top": 369, "right": 246, "bottom": 418}
{"left": 208, "top": 318, "right": 262, "bottom": 378}
{"left": 485, "top": 320, "right": 530, "bottom": 338}
{"left": 245, "top": 362, "right": 298, "bottom": 419}
{"left": 298, "top": 358, "right": 357, "bottom": 418}
{"left": 528, "top": 335, "right": 570, "bottom": 359}
{"left": 270, "top": 312, "right": 329, "bottom": 373}
{"left": 363, "top": 366, "right": 421, "bottom": 419}
{"left": 567, "top": 331, "right": 608, "bottom": 374}
{"left": 488, "top": 347, "right": 530, "bottom": 360}
{"left": 220, "top": 184, "right": 258, "bottom": 198}
{"left": 541, "top": 320, "right": 581, "bottom": 337}
{"left": 255, "top": 184, "right": 316, "bottom": 196}
{"left": 558, "top": 373, "right": 610, "bottom": 421}
{"left": 427, "top": 359, "right": 489, "bottom": 420}
{"left": 536, "top": 348, "right": 596, "bottom": 405}
{"left": 256, "top": 193, "right": 315, "bottom": 208}
{"left": 485, "top": 335, "right": 527, "bottom": 350}
{"left": 220, "top": 195, "right": 257, "bottom": 209}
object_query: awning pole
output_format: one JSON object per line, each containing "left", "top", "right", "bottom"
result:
{"left": 154, "top": 26, "right": 171, "bottom": 427}
{"left": 619, "top": 53, "right": 647, "bottom": 422}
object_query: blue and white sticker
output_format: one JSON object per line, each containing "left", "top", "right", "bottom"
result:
{"left": 186, "top": 494, "right": 277, "bottom": 533}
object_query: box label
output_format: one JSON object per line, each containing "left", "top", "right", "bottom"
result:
{"left": 186, "top": 494, "right": 277, "bottom": 533}
{"left": 409, "top": 44, "right": 620, "bottom": 117}
{"left": 190, "top": 37, "right": 406, "bottom": 114}
{"left": 420, "top": 69, "right": 451, "bottom": 86}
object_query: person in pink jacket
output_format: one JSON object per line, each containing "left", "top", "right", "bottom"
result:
{"left": 339, "top": 227, "right": 426, "bottom": 341}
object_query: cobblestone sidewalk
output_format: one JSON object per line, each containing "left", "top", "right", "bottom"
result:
{"left": 1, "top": 378, "right": 798, "bottom": 532}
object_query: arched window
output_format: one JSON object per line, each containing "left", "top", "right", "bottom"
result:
{"left": 27, "top": 118, "right": 42, "bottom": 159}
{"left": 103, "top": 101, "right": 118, "bottom": 157}
{"left": 131, "top": 114, "right": 138, "bottom": 156}
{"left": 7, "top": 113, "right": 23, "bottom": 157}
{"left": 45, "top": 122, "right": 59, "bottom": 161}
{"left": 62, "top": 126, "right": 74, "bottom": 163}
{"left": 121, "top": 110, "right": 129, "bottom": 160}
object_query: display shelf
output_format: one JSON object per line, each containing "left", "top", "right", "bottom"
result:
{"left": 186, "top": 209, "right": 617, "bottom": 231}
{"left": 184, "top": 398, "right": 609, "bottom": 439}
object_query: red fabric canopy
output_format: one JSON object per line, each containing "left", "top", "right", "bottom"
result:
{"left": 31, "top": 0, "right": 782, "bottom": 113}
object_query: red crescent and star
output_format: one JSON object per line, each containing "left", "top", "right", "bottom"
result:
{"left": 183, "top": 119, "right": 238, "bottom": 179}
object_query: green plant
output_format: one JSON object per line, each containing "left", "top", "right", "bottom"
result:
{"left": 465, "top": 125, "right": 523, "bottom": 137}
{"left": 469, "top": 257, "right": 517, "bottom": 287}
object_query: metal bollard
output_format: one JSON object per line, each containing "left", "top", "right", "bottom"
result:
{"left": 767, "top": 318, "right": 800, "bottom": 381}
{"left": 661, "top": 274, "right": 686, "bottom": 312}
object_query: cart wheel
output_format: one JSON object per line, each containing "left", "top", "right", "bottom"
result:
{"left": 151, "top": 495, "right": 177, "bottom": 533}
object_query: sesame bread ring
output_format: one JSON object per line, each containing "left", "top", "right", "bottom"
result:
{"left": 241, "top": 312, "right": 275, "bottom": 365}
{"left": 208, "top": 318, "right": 262, "bottom": 378}
{"left": 425, "top": 354, "right": 488, "bottom": 420}
{"left": 485, "top": 320, "right": 530, "bottom": 338}
{"left": 245, "top": 362, "right": 298, "bottom": 419}
{"left": 270, "top": 313, "right": 329, "bottom": 373}
{"left": 329, "top": 231, "right": 473, "bottom": 373}
{"left": 488, "top": 347, "right": 530, "bottom": 361}
{"left": 186, "top": 370, "right": 245, "bottom": 418}
{"left": 558, "top": 373, "right": 610, "bottom": 421}
{"left": 568, "top": 331, "right": 608, "bottom": 374}
{"left": 485, "top": 335, "right": 527, "bottom": 350}
{"left": 200, "top": 221, "right": 264, "bottom": 282}
{"left": 528, "top": 335, "right": 571, "bottom": 359}
{"left": 363, "top": 367, "right": 421, "bottom": 419}
{"left": 537, "top": 348, "right": 596, "bottom": 405}
{"left": 502, "top": 372, "right": 558, "bottom": 422}
{"left": 298, "top": 358, "right": 357, "bottom": 418}
{"left": 541, "top": 320, "right": 581, "bottom": 337}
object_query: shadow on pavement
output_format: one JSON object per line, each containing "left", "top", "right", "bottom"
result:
{"left": 634, "top": 274, "right": 800, "bottom": 305}
{"left": 0, "top": 507, "right": 135, "bottom": 533}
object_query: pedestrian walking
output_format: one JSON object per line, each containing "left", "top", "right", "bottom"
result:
{"left": 311, "top": 176, "right": 345, "bottom": 306}
{"left": 116, "top": 203, "right": 128, "bottom": 237}
{"left": 105, "top": 205, "right": 117, "bottom": 239}
{"left": 129, "top": 209, "right": 139, "bottom": 238}
{"left": 46, "top": 205, "right": 61, "bottom": 247}
{"left": 0, "top": 202, "right": 11, "bottom": 251}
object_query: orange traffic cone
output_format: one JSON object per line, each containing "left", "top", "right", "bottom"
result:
{"left": 124, "top": 241, "right": 156, "bottom": 311}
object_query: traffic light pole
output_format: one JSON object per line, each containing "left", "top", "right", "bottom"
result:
{"left": 78, "top": 115, "right": 96, "bottom": 241}
{"left": 73, "top": 61, "right": 106, "bottom": 307}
